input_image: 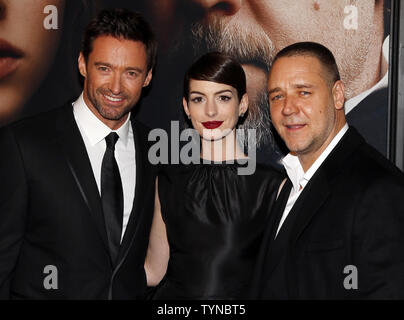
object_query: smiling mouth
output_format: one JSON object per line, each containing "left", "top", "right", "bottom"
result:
{"left": 285, "top": 124, "right": 306, "bottom": 130}
{"left": 103, "top": 94, "right": 125, "bottom": 104}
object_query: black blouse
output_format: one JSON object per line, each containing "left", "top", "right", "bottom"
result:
{"left": 153, "top": 161, "right": 283, "bottom": 299}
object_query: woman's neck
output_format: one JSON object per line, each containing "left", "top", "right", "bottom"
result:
{"left": 200, "top": 130, "right": 247, "bottom": 162}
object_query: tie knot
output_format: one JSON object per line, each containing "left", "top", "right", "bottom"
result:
{"left": 105, "top": 132, "right": 119, "bottom": 150}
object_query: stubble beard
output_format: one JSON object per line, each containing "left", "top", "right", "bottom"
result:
{"left": 189, "top": 17, "right": 276, "bottom": 148}
{"left": 88, "top": 86, "right": 132, "bottom": 122}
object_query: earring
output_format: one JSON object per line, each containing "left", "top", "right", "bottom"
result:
{"left": 239, "top": 113, "right": 245, "bottom": 118}
{"left": 187, "top": 114, "right": 191, "bottom": 119}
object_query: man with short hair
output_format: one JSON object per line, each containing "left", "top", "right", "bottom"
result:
{"left": 252, "top": 42, "right": 404, "bottom": 299}
{"left": 0, "top": 8, "right": 157, "bottom": 299}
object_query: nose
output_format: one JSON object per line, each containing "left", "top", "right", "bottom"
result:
{"left": 281, "top": 96, "right": 299, "bottom": 116}
{"left": 205, "top": 99, "right": 218, "bottom": 117}
{"left": 191, "top": 0, "right": 242, "bottom": 15}
{"left": 109, "top": 73, "right": 122, "bottom": 95}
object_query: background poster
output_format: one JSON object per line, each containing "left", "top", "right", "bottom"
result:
{"left": 0, "top": 0, "right": 392, "bottom": 167}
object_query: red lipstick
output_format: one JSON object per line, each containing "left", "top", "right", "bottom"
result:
{"left": 0, "top": 39, "right": 24, "bottom": 79}
{"left": 202, "top": 121, "right": 223, "bottom": 129}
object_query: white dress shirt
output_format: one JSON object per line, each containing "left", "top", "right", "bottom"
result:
{"left": 73, "top": 93, "right": 136, "bottom": 241}
{"left": 275, "top": 124, "right": 349, "bottom": 237}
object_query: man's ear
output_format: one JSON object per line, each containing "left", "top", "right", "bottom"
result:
{"left": 143, "top": 69, "right": 153, "bottom": 87}
{"left": 78, "top": 53, "right": 87, "bottom": 78}
{"left": 239, "top": 93, "right": 249, "bottom": 116}
{"left": 182, "top": 97, "right": 190, "bottom": 118}
{"left": 332, "top": 80, "right": 345, "bottom": 110}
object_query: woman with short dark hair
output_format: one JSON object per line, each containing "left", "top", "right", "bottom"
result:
{"left": 145, "top": 52, "right": 283, "bottom": 299}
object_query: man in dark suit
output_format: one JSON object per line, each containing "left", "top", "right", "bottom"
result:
{"left": 0, "top": 8, "right": 157, "bottom": 299}
{"left": 253, "top": 42, "right": 404, "bottom": 299}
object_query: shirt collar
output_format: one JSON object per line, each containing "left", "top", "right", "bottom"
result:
{"left": 282, "top": 123, "right": 349, "bottom": 192}
{"left": 281, "top": 153, "right": 305, "bottom": 193}
{"left": 73, "top": 93, "right": 131, "bottom": 147}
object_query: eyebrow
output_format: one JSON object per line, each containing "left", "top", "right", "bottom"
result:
{"left": 294, "top": 83, "right": 314, "bottom": 89}
{"left": 268, "top": 87, "right": 281, "bottom": 95}
{"left": 190, "top": 89, "right": 233, "bottom": 95}
{"left": 268, "top": 83, "right": 314, "bottom": 95}
{"left": 94, "top": 62, "right": 143, "bottom": 73}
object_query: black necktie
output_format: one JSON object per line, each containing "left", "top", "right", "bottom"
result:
{"left": 101, "top": 132, "right": 123, "bottom": 266}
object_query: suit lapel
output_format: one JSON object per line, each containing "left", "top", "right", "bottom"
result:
{"left": 266, "top": 127, "right": 364, "bottom": 276}
{"left": 260, "top": 179, "right": 293, "bottom": 278}
{"left": 288, "top": 169, "right": 331, "bottom": 244}
{"left": 289, "top": 127, "right": 364, "bottom": 245}
{"left": 116, "top": 119, "right": 150, "bottom": 265}
{"left": 280, "top": 171, "right": 331, "bottom": 299}
{"left": 270, "top": 179, "right": 293, "bottom": 241}
{"left": 256, "top": 127, "right": 366, "bottom": 296}
{"left": 55, "top": 103, "right": 110, "bottom": 254}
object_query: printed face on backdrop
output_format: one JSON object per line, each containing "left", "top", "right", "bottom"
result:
{"left": 148, "top": 0, "right": 384, "bottom": 146}
{"left": 0, "top": 0, "right": 65, "bottom": 124}
{"left": 78, "top": 35, "right": 152, "bottom": 130}
{"left": 183, "top": 79, "right": 248, "bottom": 141}
{"left": 268, "top": 55, "right": 346, "bottom": 170}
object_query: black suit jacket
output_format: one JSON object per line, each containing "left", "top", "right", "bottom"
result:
{"left": 0, "top": 101, "right": 156, "bottom": 299}
{"left": 253, "top": 127, "right": 404, "bottom": 299}
{"left": 346, "top": 87, "right": 388, "bottom": 156}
